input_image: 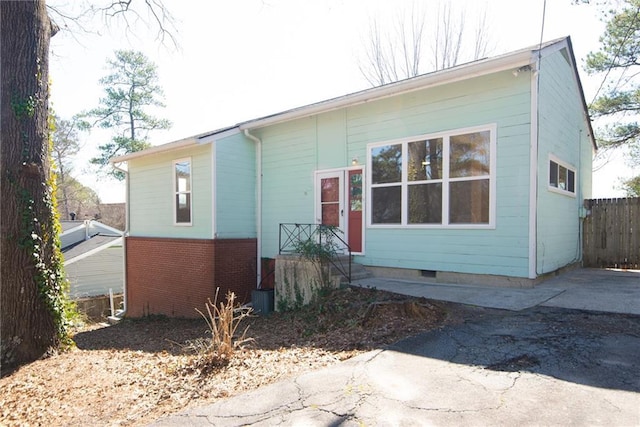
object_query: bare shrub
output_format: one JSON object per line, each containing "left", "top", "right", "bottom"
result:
{"left": 184, "top": 289, "right": 253, "bottom": 375}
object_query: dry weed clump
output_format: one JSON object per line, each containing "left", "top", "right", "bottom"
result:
{"left": 183, "top": 289, "right": 253, "bottom": 375}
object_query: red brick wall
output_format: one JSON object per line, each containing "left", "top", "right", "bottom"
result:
{"left": 125, "top": 236, "right": 256, "bottom": 318}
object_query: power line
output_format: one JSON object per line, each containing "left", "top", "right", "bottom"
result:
{"left": 538, "top": 0, "right": 547, "bottom": 60}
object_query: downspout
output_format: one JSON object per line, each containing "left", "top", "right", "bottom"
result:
{"left": 528, "top": 61, "right": 540, "bottom": 280}
{"left": 244, "top": 129, "right": 262, "bottom": 288}
{"left": 110, "top": 162, "right": 129, "bottom": 318}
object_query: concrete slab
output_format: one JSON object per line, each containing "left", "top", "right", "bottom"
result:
{"left": 353, "top": 268, "right": 640, "bottom": 314}
{"left": 353, "top": 277, "right": 564, "bottom": 311}
{"left": 538, "top": 268, "right": 640, "bottom": 315}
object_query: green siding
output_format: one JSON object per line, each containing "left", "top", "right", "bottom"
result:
{"left": 259, "top": 70, "right": 534, "bottom": 278}
{"left": 536, "top": 49, "right": 593, "bottom": 273}
{"left": 129, "top": 144, "right": 213, "bottom": 238}
{"left": 317, "top": 110, "right": 347, "bottom": 169}
{"left": 214, "top": 133, "right": 257, "bottom": 238}
{"left": 256, "top": 118, "right": 317, "bottom": 258}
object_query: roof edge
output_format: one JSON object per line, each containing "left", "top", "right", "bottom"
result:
{"left": 110, "top": 37, "right": 585, "bottom": 162}
{"left": 237, "top": 39, "right": 569, "bottom": 130}
{"left": 562, "top": 37, "right": 598, "bottom": 151}
{"left": 110, "top": 137, "right": 197, "bottom": 163}
{"left": 63, "top": 236, "right": 123, "bottom": 266}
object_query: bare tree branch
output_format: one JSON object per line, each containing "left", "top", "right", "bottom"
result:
{"left": 359, "top": 1, "right": 493, "bottom": 87}
{"left": 47, "top": 0, "right": 178, "bottom": 50}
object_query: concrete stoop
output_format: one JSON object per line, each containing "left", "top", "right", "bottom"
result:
{"left": 330, "top": 256, "right": 372, "bottom": 285}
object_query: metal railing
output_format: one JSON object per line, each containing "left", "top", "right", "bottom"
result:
{"left": 279, "top": 223, "right": 351, "bottom": 283}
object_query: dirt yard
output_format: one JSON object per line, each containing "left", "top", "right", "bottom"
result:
{"left": 0, "top": 286, "right": 454, "bottom": 426}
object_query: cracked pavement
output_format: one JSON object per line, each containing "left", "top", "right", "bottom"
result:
{"left": 152, "top": 304, "right": 640, "bottom": 426}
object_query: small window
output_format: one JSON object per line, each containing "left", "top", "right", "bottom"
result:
{"left": 549, "top": 157, "right": 576, "bottom": 195}
{"left": 174, "top": 158, "right": 192, "bottom": 225}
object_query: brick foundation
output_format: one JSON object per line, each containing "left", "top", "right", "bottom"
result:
{"left": 125, "top": 236, "right": 257, "bottom": 318}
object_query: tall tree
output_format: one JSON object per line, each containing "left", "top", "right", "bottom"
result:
{"left": 1, "top": 0, "right": 175, "bottom": 373}
{"left": 585, "top": 0, "right": 640, "bottom": 184}
{"left": 1, "top": 0, "right": 67, "bottom": 371}
{"left": 51, "top": 115, "right": 81, "bottom": 220}
{"left": 51, "top": 116, "right": 104, "bottom": 221}
{"left": 57, "top": 176, "right": 102, "bottom": 221}
{"left": 359, "top": 2, "right": 493, "bottom": 86}
{"left": 80, "top": 50, "right": 171, "bottom": 179}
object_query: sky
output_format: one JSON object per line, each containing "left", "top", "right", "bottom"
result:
{"left": 48, "top": 0, "right": 635, "bottom": 203}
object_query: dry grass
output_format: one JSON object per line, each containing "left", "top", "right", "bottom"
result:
{"left": 184, "top": 290, "right": 253, "bottom": 373}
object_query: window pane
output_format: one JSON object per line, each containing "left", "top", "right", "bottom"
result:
{"left": 321, "top": 203, "right": 340, "bottom": 226}
{"left": 176, "top": 193, "right": 191, "bottom": 223}
{"left": 408, "top": 183, "right": 442, "bottom": 224}
{"left": 408, "top": 138, "right": 443, "bottom": 181}
{"left": 372, "top": 186, "right": 401, "bottom": 224}
{"left": 549, "top": 161, "right": 558, "bottom": 187}
{"left": 449, "top": 180, "right": 489, "bottom": 224}
{"left": 372, "top": 144, "right": 402, "bottom": 184}
{"left": 321, "top": 177, "right": 339, "bottom": 202}
{"left": 559, "top": 165, "right": 567, "bottom": 190}
{"left": 175, "top": 161, "right": 191, "bottom": 192}
{"left": 450, "top": 131, "right": 490, "bottom": 178}
{"left": 350, "top": 172, "right": 363, "bottom": 212}
{"left": 568, "top": 170, "right": 575, "bottom": 193}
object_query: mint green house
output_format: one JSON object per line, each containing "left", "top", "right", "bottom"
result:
{"left": 112, "top": 37, "right": 595, "bottom": 317}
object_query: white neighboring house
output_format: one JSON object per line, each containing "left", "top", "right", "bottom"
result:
{"left": 61, "top": 220, "right": 124, "bottom": 299}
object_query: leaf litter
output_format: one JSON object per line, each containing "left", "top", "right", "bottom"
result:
{"left": 0, "top": 286, "right": 452, "bottom": 426}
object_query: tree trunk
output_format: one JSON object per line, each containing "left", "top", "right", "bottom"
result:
{"left": 1, "top": 0, "right": 63, "bottom": 372}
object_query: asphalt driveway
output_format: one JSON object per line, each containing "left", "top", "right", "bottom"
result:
{"left": 153, "top": 269, "right": 640, "bottom": 426}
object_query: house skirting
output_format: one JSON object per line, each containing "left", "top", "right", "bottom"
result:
{"left": 364, "top": 263, "right": 582, "bottom": 289}
{"left": 125, "top": 236, "right": 257, "bottom": 318}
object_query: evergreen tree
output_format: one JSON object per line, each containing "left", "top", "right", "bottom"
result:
{"left": 585, "top": 0, "right": 640, "bottom": 188}
{"left": 81, "top": 50, "right": 171, "bottom": 180}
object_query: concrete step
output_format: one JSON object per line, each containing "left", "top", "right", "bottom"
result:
{"left": 331, "top": 260, "right": 373, "bottom": 284}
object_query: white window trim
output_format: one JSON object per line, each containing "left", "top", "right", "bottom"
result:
{"left": 173, "top": 157, "right": 193, "bottom": 226}
{"left": 366, "top": 124, "right": 497, "bottom": 229}
{"left": 548, "top": 154, "right": 577, "bottom": 198}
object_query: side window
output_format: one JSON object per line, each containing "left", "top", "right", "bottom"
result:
{"left": 174, "top": 158, "right": 192, "bottom": 225}
{"left": 549, "top": 157, "right": 576, "bottom": 195}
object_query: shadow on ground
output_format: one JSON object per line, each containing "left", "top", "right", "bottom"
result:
{"left": 73, "top": 317, "right": 209, "bottom": 355}
{"left": 390, "top": 305, "right": 640, "bottom": 393}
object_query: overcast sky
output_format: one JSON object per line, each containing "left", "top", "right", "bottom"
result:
{"left": 48, "top": 0, "right": 632, "bottom": 202}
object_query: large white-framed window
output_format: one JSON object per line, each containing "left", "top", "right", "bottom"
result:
{"left": 367, "top": 124, "right": 496, "bottom": 228}
{"left": 173, "top": 158, "right": 192, "bottom": 225}
{"left": 548, "top": 155, "right": 576, "bottom": 196}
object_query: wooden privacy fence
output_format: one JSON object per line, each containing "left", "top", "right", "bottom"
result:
{"left": 583, "top": 198, "right": 640, "bottom": 269}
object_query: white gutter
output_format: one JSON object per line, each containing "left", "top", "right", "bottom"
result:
{"left": 110, "top": 162, "right": 130, "bottom": 317}
{"left": 243, "top": 129, "right": 263, "bottom": 289}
